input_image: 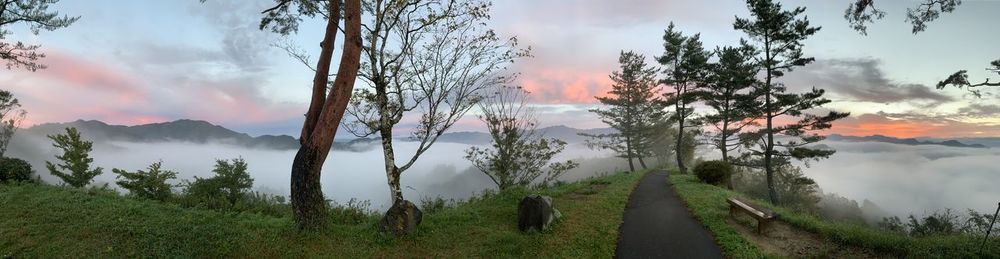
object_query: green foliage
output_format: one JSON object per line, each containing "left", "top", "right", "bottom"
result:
{"left": 693, "top": 160, "right": 733, "bottom": 186}
{"left": 0, "top": 166, "right": 650, "bottom": 257}
{"left": 667, "top": 174, "right": 770, "bottom": 258}
{"left": 329, "top": 198, "right": 376, "bottom": 225}
{"left": 732, "top": 164, "right": 819, "bottom": 212}
{"left": 0, "top": 156, "right": 34, "bottom": 183}
{"left": 0, "top": 0, "right": 80, "bottom": 71}
{"left": 879, "top": 209, "right": 1000, "bottom": 237}
{"left": 181, "top": 158, "right": 253, "bottom": 209}
{"left": 0, "top": 89, "right": 27, "bottom": 158}
{"left": 113, "top": 161, "right": 178, "bottom": 201}
{"left": 702, "top": 44, "right": 758, "bottom": 161}
{"left": 465, "top": 85, "right": 579, "bottom": 190}
{"left": 419, "top": 196, "right": 450, "bottom": 215}
{"left": 671, "top": 173, "right": 1000, "bottom": 258}
{"left": 734, "top": 0, "right": 848, "bottom": 204}
{"left": 658, "top": 23, "right": 711, "bottom": 174}
{"left": 584, "top": 51, "right": 665, "bottom": 171}
{"left": 45, "top": 127, "right": 103, "bottom": 188}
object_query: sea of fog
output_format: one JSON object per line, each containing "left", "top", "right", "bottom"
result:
{"left": 10, "top": 135, "right": 999, "bottom": 216}
{"left": 10, "top": 137, "right": 628, "bottom": 210}
{"left": 802, "top": 141, "right": 1000, "bottom": 218}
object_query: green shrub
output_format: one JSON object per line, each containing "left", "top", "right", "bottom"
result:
{"left": 693, "top": 160, "right": 732, "bottom": 186}
{"left": 112, "top": 161, "right": 177, "bottom": 201}
{"left": 0, "top": 157, "right": 34, "bottom": 183}
{"left": 180, "top": 157, "right": 253, "bottom": 209}
{"left": 45, "top": 127, "right": 103, "bottom": 188}
{"left": 329, "top": 198, "right": 375, "bottom": 225}
{"left": 419, "top": 196, "right": 450, "bottom": 215}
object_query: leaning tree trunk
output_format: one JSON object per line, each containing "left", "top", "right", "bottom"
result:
{"left": 624, "top": 135, "right": 636, "bottom": 172}
{"left": 290, "top": 0, "right": 363, "bottom": 230}
{"left": 379, "top": 125, "right": 404, "bottom": 204}
{"left": 637, "top": 155, "right": 648, "bottom": 169}
{"left": 675, "top": 104, "right": 687, "bottom": 174}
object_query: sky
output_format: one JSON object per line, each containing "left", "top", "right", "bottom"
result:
{"left": 2, "top": 0, "right": 999, "bottom": 138}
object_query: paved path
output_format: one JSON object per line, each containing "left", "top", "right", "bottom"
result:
{"left": 615, "top": 170, "right": 723, "bottom": 258}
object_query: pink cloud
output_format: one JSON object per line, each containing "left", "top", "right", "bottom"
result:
{"left": 2, "top": 49, "right": 301, "bottom": 129}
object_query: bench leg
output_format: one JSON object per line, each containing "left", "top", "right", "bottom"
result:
{"left": 757, "top": 220, "right": 767, "bottom": 235}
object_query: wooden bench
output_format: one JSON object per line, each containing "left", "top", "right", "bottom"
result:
{"left": 727, "top": 197, "right": 777, "bottom": 234}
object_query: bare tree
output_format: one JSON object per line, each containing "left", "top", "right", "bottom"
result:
{"left": 254, "top": 0, "right": 364, "bottom": 230}
{"left": 344, "top": 0, "right": 525, "bottom": 207}
{"left": 0, "top": 89, "right": 25, "bottom": 158}
{"left": 0, "top": 0, "right": 79, "bottom": 71}
{"left": 465, "top": 85, "right": 577, "bottom": 190}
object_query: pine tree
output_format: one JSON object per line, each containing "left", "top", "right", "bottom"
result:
{"left": 658, "top": 22, "right": 711, "bottom": 174}
{"left": 703, "top": 42, "right": 759, "bottom": 162}
{"left": 0, "top": 0, "right": 79, "bottom": 71}
{"left": 46, "top": 127, "right": 103, "bottom": 188}
{"left": 734, "top": 0, "right": 849, "bottom": 204}
{"left": 584, "top": 50, "right": 665, "bottom": 172}
{"left": 113, "top": 161, "right": 178, "bottom": 201}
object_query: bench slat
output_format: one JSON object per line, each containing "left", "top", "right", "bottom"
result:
{"left": 727, "top": 198, "right": 772, "bottom": 219}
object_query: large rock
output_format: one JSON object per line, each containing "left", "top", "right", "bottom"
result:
{"left": 378, "top": 199, "right": 423, "bottom": 236}
{"left": 518, "top": 194, "right": 561, "bottom": 232}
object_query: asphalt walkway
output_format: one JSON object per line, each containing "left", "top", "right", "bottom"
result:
{"left": 615, "top": 170, "right": 723, "bottom": 258}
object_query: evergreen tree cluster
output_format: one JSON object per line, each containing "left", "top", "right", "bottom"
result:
{"left": 586, "top": 0, "right": 848, "bottom": 204}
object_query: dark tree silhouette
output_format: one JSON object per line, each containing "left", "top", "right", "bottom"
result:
{"left": 702, "top": 42, "right": 759, "bottom": 162}
{"left": 844, "top": 0, "right": 961, "bottom": 35}
{"left": 0, "top": 89, "right": 25, "bottom": 158}
{"left": 658, "top": 22, "right": 711, "bottom": 174}
{"left": 735, "top": 0, "right": 850, "bottom": 204}
{"left": 584, "top": 50, "right": 665, "bottom": 172}
{"left": 937, "top": 59, "right": 1000, "bottom": 98}
{"left": 0, "top": 0, "right": 78, "bottom": 71}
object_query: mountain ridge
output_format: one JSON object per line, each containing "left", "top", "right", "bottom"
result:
{"left": 826, "top": 134, "right": 988, "bottom": 148}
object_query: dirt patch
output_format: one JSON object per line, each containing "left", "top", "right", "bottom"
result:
{"left": 566, "top": 182, "right": 609, "bottom": 200}
{"left": 727, "top": 213, "right": 892, "bottom": 258}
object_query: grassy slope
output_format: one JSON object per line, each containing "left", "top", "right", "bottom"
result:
{"left": 0, "top": 169, "right": 648, "bottom": 258}
{"left": 668, "top": 174, "right": 1000, "bottom": 259}
{"left": 667, "top": 174, "right": 771, "bottom": 259}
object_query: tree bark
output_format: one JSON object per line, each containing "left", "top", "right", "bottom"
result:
{"left": 625, "top": 134, "right": 635, "bottom": 172}
{"left": 675, "top": 102, "right": 687, "bottom": 174}
{"left": 638, "top": 156, "right": 648, "bottom": 169}
{"left": 763, "top": 39, "right": 778, "bottom": 205}
{"left": 290, "top": 0, "right": 364, "bottom": 230}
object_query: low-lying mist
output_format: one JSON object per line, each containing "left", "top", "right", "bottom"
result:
{"left": 8, "top": 133, "right": 628, "bottom": 210}
{"left": 804, "top": 141, "right": 1000, "bottom": 218}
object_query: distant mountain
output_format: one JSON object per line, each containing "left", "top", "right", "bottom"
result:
{"left": 827, "top": 134, "right": 988, "bottom": 148}
{"left": 23, "top": 119, "right": 301, "bottom": 150}
{"left": 431, "top": 125, "right": 617, "bottom": 145}
{"left": 19, "top": 119, "right": 614, "bottom": 150}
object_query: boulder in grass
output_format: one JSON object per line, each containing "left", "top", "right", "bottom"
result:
{"left": 518, "top": 194, "right": 561, "bottom": 232}
{"left": 378, "top": 199, "right": 423, "bottom": 236}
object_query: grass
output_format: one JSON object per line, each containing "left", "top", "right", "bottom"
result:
{"left": 666, "top": 174, "right": 772, "bottom": 259}
{"left": 0, "top": 169, "right": 649, "bottom": 258}
{"left": 668, "top": 174, "right": 1000, "bottom": 259}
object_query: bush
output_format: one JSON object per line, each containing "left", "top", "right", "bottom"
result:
{"left": 693, "top": 160, "right": 732, "bottom": 186}
{"left": 180, "top": 158, "right": 253, "bottom": 209}
{"left": 329, "top": 198, "right": 375, "bottom": 225}
{"left": 46, "top": 127, "right": 103, "bottom": 187}
{"left": 0, "top": 157, "right": 34, "bottom": 183}
{"left": 112, "top": 161, "right": 177, "bottom": 201}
